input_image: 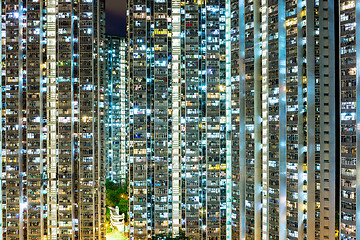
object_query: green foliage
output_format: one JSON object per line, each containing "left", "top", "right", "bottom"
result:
{"left": 106, "top": 180, "right": 128, "bottom": 193}
{"left": 105, "top": 179, "right": 129, "bottom": 221}
{"left": 106, "top": 206, "right": 111, "bottom": 222}
{"left": 176, "top": 231, "right": 190, "bottom": 240}
{"left": 118, "top": 198, "right": 128, "bottom": 215}
{"left": 106, "top": 224, "right": 113, "bottom": 233}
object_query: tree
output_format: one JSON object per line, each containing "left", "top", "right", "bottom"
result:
{"left": 118, "top": 198, "right": 128, "bottom": 216}
{"left": 105, "top": 179, "right": 129, "bottom": 221}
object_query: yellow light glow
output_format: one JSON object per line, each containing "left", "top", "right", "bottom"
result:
{"left": 285, "top": 18, "right": 297, "bottom": 27}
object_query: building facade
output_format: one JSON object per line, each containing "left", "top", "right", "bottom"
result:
{"left": 128, "top": 0, "right": 337, "bottom": 239}
{"left": 0, "top": 0, "right": 106, "bottom": 239}
{"left": 104, "top": 35, "right": 128, "bottom": 186}
{"left": 234, "top": 1, "right": 337, "bottom": 238}
{"left": 127, "top": 0, "right": 230, "bottom": 238}
{"left": 230, "top": 0, "right": 337, "bottom": 239}
{"left": 340, "top": 0, "right": 359, "bottom": 239}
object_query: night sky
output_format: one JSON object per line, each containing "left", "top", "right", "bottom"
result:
{"left": 106, "top": 0, "right": 127, "bottom": 36}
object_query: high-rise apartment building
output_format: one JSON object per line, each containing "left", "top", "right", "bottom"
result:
{"left": 127, "top": 0, "right": 174, "bottom": 237}
{"left": 340, "top": 0, "right": 359, "bottom": 239}
{"left": 104, "top": 35, "right": 128, "bottom": 186}
{"left": 230, "top": 0, "right": 337, "bottom": 239}
{"left": 1, "top": 0, "right": 106, "bottom": 239}
{"left": 127, "top": 0, "right": 230, "bottom": 238}
{"left": 128, "top": 0, "right": 337, "bottom": 239}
